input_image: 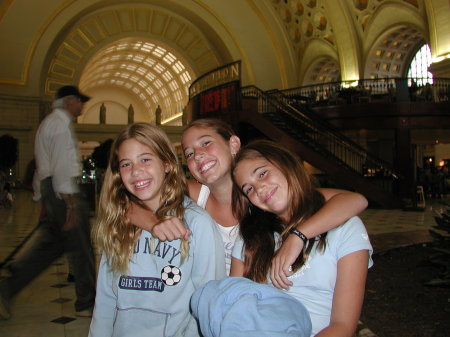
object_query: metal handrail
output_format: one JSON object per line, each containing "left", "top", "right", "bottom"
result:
{"left": 277, "top": 77, "right": 450, "bottom": 105}
{"left": 241, "top": 85, "right": 401, "bottom": 181}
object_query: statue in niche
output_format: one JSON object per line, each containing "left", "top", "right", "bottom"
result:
{"left": 182, "top": 106, "right": 188, "bottom": 126}
{"left": 128, "top": 104, "right": 134, "bottom": 124}
{"left": 155, "top": 105, "right": 162, "bottom": 125}
{"left": 99, "top": 103, "right": 106, "bottom": 124}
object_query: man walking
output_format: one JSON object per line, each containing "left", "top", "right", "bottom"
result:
{"left": 0, "top": 85, "right": 96, "bottom": 319}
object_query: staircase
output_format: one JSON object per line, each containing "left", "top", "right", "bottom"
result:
{"left": 237, "top": 86, "right": 404, "bottom": 209}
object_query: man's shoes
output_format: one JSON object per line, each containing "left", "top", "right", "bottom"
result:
{"left": 0, "top": 278, "right": 10, "bottom": 320}
{"left": 75, "top": 308, "right": 93, "bottom": 318}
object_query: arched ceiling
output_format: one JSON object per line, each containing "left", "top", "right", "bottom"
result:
{"left": 270, "top": 0, "right": 422, "bottom": 81}
{"left": 304, "top": 58, "right": 340, "bottom": 84}
{"left": 79, "top": 38, "right": 193, "bottom": 123}
{"left": 44, "top": 4, "right": 231, "bottom": 124}
{"left": 270, "top": 0, "right": 336, "bottom": 59}
{"left": 365, "top": 26, "right": 424, "bottom": 78}
{"left": 0, "top": 0, "right": 438, "bottom": 103}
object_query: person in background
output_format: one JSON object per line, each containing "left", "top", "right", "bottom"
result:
{"left": 88, "top": 123, "right": 225, "bottom": 337}
{"left": 230, "top": 139, "right": 373, "bottom": 337}
{"left": 0, "top": 85, "right": 96, "bottom": 320}
{"left": 128, "top": 118, "right": 368, "bottom": 286}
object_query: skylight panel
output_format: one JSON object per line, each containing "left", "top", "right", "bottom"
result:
{"left": 154, "top": 79, "right": 163, "bottom": 89}
{"left": 163, "top": 52, "right": 176, "bottom": 64}
{"left": 168, "top": 80, "right": 179, "bottom": 91}
{"left": 174, "top": 90, "right": 182, "bottom": 101}
{"left": 133, "top": 54, "right": 145, "bottom": 62}
{"left": 144, "top": 58, "right": 156, "bottom": 67}
{"left": 154, "top": 63, "right": 165, "bottom": 73}
{"left": 162, "top": 71, "right": 173, "bottom": 82}
{"left": 152, "top": 46, "right": 166, "bottom": 57}
{"left": 138, "top": 80, "right": 147, "bottom": 88}
{"left": 145, "top": 72, "right": 156, "bottom": 81}
{"left": 136, "top": 67, "right": 146, "bottom": 75}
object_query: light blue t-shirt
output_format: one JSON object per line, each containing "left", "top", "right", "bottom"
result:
{"left": 232, "top": 216, "right": 373, "bottom": 336}
{"left": 89, "top": 197, "right": 226, "bottom": 337}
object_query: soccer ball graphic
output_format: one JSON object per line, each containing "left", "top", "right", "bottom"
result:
{"left": 161, "top": 265, "right": 182, "bottom": 286}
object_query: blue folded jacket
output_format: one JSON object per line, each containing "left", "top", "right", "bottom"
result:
{"left": 191, "top": 276, "right": 312, "bottom": 337}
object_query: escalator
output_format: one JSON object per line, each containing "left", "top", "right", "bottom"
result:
{"left": 237, "top": 86, "right": 404, "bottom": 209}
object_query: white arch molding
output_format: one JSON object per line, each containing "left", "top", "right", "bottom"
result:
{"left": 44, "top": 4, "right": 233, "bottom": 125}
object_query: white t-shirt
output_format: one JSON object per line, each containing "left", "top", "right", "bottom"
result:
{"left": 232, "top": 216, "right": 373, "bottom": 336}
{"left": 196, "top": 184, "right": 239, "bottom": 275}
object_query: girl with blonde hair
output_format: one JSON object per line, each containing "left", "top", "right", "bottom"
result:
{"left": 89, "top": 123, "right": 225, "bottom": 337}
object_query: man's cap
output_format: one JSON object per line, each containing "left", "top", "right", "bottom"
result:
{"left": 56, "top": 85, "right": 91, "bottom": 102}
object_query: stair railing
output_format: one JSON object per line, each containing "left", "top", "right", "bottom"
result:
{"left": 241, "top": 85, "right": 401, "bottom": 184}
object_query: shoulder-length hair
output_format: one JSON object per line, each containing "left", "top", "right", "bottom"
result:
{"left": 232, "top": 139, "right": 326, "bottom": 283}
{"left": 93, "top": 123, "right": 188, "bottom": 273}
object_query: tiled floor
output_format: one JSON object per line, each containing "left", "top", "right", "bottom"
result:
{"left": 0, "top": 189, "right": 449, "bottom": 337}
{"left": 360, "top": 198, "right": 450, "bottom": 253}
{"left": 0, "top": 190, "right": 93, "bottom": 337}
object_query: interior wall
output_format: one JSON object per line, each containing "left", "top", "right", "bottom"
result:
{"left": 79, "top": 86, "right": 147, "bottom": 125}
{"left": 0, "top": 96, "right": 42, "bottom": 181}
{"left": 430, "top": 144, "right": 450, "bottom": 166}
{"left": 0, "top": 0, "right": 449, "bottom": 187}
{"left": 0, "top": 0, "right": 295, "bottom": 97}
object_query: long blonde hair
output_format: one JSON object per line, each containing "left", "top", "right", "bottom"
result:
{"left": 93, "top": 123, "right": 188, "bottom": 273}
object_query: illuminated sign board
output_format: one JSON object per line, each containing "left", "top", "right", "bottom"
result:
{"left": 189, "top": 61, "right": 241, "bottom": 98}
{"left": 189, "top": 61, "right": 241, "bottom": 118}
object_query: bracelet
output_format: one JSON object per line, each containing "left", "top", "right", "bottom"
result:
{"left": 289, "top": 228, "right": 308, "bottom": 245}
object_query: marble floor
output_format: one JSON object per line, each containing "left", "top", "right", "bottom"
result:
{"left": 0, "top": 189, "right": 449, "bottom": 337}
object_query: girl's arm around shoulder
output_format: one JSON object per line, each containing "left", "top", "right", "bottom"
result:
{"left": 126, "top": 202, "right": 191, "bottom": 241}
{"left": 270, "top": 189, "right": 368, "bottom": 289}
{"left": 308, "top": 188, "right": 368, "bottom": 238}
{"left": 315, "top": 250, "right": 369, "bottom": 337}
{"left": 184, "top": 199, "right": 227, "bottom": 283}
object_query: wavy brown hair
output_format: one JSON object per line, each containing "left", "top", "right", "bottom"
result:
{"left": 232, "top": 139, "right": 327, "bottom": 283}
{"left": 93, "top": 123, "right": 188, "bottom": 273}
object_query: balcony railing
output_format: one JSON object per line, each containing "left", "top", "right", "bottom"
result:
{"left": 277, "top": 77, "right": 450, "bottom": 107}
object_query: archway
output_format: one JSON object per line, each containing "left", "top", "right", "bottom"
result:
{"left": 78, "top": 38, "right": 194, "bottom": 125}
{"left": 43, "top": 3, "right": 233, "bottom": 123}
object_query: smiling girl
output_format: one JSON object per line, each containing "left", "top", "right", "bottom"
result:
{"left": 129, "top": 119, "right": 369, "bottom": 286}
{"left": 89, "top": 123, "right": 225, "bottom": 337}
{"left": 230, "top": 139, "right": 373, "bottom": 337}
